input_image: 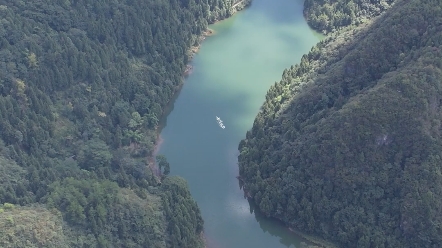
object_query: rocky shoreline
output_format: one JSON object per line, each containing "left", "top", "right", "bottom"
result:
{"left": 184, "top": 0, "right": 252, "bottom": 77}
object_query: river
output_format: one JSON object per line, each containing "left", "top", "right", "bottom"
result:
{"left": 158, "top": 0, "right": 321, "bottom": 247}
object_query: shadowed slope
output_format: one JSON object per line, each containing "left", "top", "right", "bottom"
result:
{"left": 239, "top": 0, "right": 442, "bottom": 247}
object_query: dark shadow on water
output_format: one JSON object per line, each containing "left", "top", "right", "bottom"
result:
{"left": 238, "top": 178, "right": 320, "bottom": 248}
{"left": 158, "top": 81, "right": 185, "bottom": 131}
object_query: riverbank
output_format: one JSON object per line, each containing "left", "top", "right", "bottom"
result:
{"left": 148, "top": 26, "right": 215, "bottom": 179}
{"left": 184, "top": 29, "right": 215, "bottom": 77}
{"left": 146, "top": 2, "right": 252, "bottom": 246}
{"left": 238, "top": 176, "right": 336, "bottom": 248}
{"left": 184, "top": 0, "right": 252, "bottom": 77}
{"left": 148, "top": 0, "right": 252, "bottom": 178}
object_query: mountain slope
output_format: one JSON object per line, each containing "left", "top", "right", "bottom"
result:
{"left": 303, "top": 0, "right": 397, "bottom": 34}
{"left": 0, "top": 0, "right": 248, "bottom": 247}
{"left": 238, "top": 0, "right": 442, "bottom": 247}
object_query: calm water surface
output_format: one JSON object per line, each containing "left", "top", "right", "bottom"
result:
{"left": 159, "top": 0, "right": 321, "bottom": 247}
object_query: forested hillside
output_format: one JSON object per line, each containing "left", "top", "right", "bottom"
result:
{"left": 304, "top": 0, "right": 396, "bottom": 34}
{"left": 238, "top": 0, "right": 442, "bottom": 247}
{"left": 0, "top": 0, "right": 248, "bottom": 247}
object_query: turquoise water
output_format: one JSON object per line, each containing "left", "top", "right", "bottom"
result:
{"left": 158, "top": 0, "right": 321, "bottom": 247}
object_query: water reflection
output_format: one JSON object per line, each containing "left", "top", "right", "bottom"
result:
{"left": 249, "top": 199, "right": 317, "bottom": 248}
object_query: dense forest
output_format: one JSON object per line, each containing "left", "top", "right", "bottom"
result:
{"left": 239, "top": 0, "right": 442, "bottom": 247}
{"left": 303, "top": 0, "right": 396, "bottom": 34}
{"left": 0, "top": 0, "right": 250, "bottom": 247}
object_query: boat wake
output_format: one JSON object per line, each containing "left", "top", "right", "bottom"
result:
{"left": 216, "top": 116, "right": 225, "bottom": 129}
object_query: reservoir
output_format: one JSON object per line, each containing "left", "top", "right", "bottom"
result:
{"left": 158, "top": 0, "right": 321, "bottom": 247}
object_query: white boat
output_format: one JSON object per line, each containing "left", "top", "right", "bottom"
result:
{"left": 216, "top": 116, "right": 225, "bottom": 129}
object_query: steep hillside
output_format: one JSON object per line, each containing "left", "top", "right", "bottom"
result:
{"left": 0, "top": 204, "right": 67, "bottom": 248}
{"left": 0, "top": 0, "right": 249, "bottom": 247}
{"left": 304, "top": 0, "right": 396, "bottom": 34}
{"left": 238, "top": 0, "right": 442, "bottom": 247}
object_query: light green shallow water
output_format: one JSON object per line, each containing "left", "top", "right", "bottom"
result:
{"left": 158, "top": 0, "right": 321, "bottom": 247}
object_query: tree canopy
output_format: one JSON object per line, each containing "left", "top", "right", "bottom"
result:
{"left": 0, "top": 0, "right": 250, "bottom": 246}
{"left": 239, "top": 0, "right": 442, "bottom": 247}
{"left": 304, "top": 0, "right": 396, "bottom": 34}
